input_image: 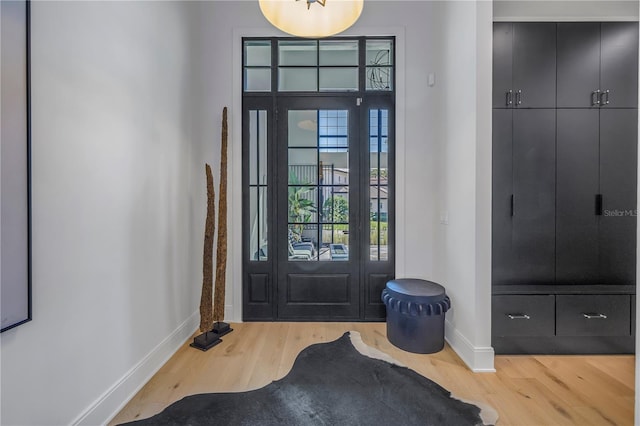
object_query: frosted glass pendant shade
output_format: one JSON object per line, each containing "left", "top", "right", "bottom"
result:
{"left": 259, "top": 0, "right": 364, "bottom": 38}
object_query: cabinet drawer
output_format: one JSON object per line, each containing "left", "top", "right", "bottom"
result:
{"left": 493, "top": 295, "right": 555, "bottom": 336}
{"left": 556, "top": 295, "right": 631, "bottom": 336}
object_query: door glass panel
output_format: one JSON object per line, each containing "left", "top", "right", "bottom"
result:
{"left": 244, "top": 40, "right": 272, "bottom": 92}
{"left": 366, "top": 67, "right": 393, "bottom": 91}
{"left": 366, "top": 40, "right": 393, "bottom": 92}
{"left": 319, "top": 40, "right": 358, "bottom": 65}
{"left": 249, "top": 110, "right": 268, "bottom": 185}
{"left": 370, "top": 109, "right": 389, "bottom": 261}
{"left": 366, "top": 40, "right": 393, "bottom": 65}
{"left": 288, "top": 110, "right": 318, "bottom": 147}
{"left": 288, "top": 149, "right": 318, "bottom": 185}
{"left": 245, "top": 40, "right": 272, "bottom": 66}
{"left": 245, "top": 68, "right": 271, "bottom": 92}
{"left": 279, "top": 68, "right": 318, "bottom": 92}
{"left": 249, "top": 110, "right": 268, "bottom": 261}
{"left": 319, "top": 68, "right": 358, "bottom": 91}
{"left": 288, "top": 109, "right": 349, "bottom": 261}
{"left": 279, "top": 40, "right": 317, "bottom": 66}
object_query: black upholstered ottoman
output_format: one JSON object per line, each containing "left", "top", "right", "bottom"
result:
{"left": 382, "top": 278, "right": 451, "bottom": 354}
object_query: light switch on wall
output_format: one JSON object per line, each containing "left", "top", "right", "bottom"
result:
{"left": 440, "top": 211, "right": 449, "bottom": 225}
{"left": 428, "top": 73, "right": 436, "bottom": 87}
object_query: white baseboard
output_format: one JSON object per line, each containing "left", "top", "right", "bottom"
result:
{"left": 72, "top": 310, "right": 200, "bottom": 426}
{"left": 445, "top": 319, "right": 495, "bottom": 373}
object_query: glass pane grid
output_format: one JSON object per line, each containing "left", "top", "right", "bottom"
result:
{"left": 288, "top": 109, "right": 350, "bottom": 262}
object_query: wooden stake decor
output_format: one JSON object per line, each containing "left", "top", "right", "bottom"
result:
{"left": 200, "top": 164, "right": 216, "bottom": 332}
{"left": 212, "top": 107, "right": 232, "bottom": 337}
{"left": 190, "top": 164, "right": 221, "bottom": 351}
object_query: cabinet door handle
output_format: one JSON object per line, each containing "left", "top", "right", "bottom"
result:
{"left": 600, "top": 89, "right": 610, "bottom": 106}
{"left": 516, "top": 90, "right": 522, "bottom": 105}
{"left": 583, "top": 313, "right": 607, "bottom": 319}
{"left": 591, "top": 90, "right": 601, "bottom": 106}
{"left": 507, "top": 314, "right": 530, "bottom": 320}
{"left": 510, "top": 194, "right": 514, "bottom": 217}
{"left": 595, "top": 194, "right": 603, "bottom": 216}
{"left": 506, "top": 89, "right": 513, "bottom": 106}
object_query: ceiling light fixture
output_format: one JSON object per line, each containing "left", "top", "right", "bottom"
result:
{"left": 259, "top": 0, "right": 364, "bottom": 38}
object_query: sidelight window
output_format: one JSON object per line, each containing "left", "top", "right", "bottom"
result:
{"left": 369, "top": 109, "right": 389, "bottom": 260}
{"left": 248, "top": 110, "right": 269, "bottom": 261}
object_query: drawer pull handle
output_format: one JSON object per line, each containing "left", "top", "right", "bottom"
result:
{"left": 583, "top": 313, "right": 607, "bottom": 319}
{"left": 507, "top": 314, "right": 530, "bottom": 320}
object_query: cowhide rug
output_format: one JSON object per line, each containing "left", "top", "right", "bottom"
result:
{"left": 122, "top": 331, "right": 498, "bottom": 425}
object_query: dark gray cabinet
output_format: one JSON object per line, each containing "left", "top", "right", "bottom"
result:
{"left": 493, "top": 23, "right": 556, "bottom": 108}
{"left": 599, "top": 109, "right": 638, "bottom": 285}
{"left": 600, "top": 23, "right": 639, "bottom": 108}
{"left": 512, "top": 110, "right": 556, "bottom": 284}
{"left": 491, "top": 109, "right": 514, "bottom": 286}
{"left": 492, "top": 109, "right": 556, "bottom": 286}
{"left": 558, "top": 22, "right": 639, "bottom": 108}
{"left": 492, "top": 21, "right": 637, "bottom": 355}
{"left": 556, "top": 109, "right": 600, "bottom": 284}
{"left": 556, "top": 109, "right": 637, "bottom": 288}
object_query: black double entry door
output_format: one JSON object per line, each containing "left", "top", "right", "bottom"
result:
{"left": 243, "top": 97, "right": 394, "bottom": 321}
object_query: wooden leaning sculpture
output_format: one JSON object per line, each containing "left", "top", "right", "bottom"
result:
{"left": 191, "top": 107, "right": 233, "bottom": 351}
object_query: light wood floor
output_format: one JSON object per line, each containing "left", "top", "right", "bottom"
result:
{"left": 110, "top": 322, "right": 635, "bottom": 426}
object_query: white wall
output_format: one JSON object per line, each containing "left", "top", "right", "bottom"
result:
{"left": 0, "top": 2, "right": 202, "bottom": 424}
{"left": 431, "top": 0, "right": 494, "bottom": 371}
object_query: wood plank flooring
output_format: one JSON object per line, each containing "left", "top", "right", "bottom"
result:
{"left": 110, "top": 322, "right": 635, "bottom": 425}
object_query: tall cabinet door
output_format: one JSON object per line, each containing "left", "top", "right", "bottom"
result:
{"left": 556, "top": 109, "right": 600, "bottom": 284}
{"left": 512, "top": 23, "right": 556, "bottom": 108}
{"left": 600, "top": 23, "right": 639, "bottom": 108}
{"left": 557, "top": 23, "right": 601, "bottom": 108}
{"left": 599, "top": 109, "right": 638, "bottom": 285}
{"left": 493, "top": 23, "right": 556, "bottom": 109}
{"left": 492, "top": 109, "right": 514, "bottom": 285}
{"left": 493, "top": 23, "right": 513, "bottom": 108}
{"left": 512, "top": 109, "right": 556, "bottom": 284}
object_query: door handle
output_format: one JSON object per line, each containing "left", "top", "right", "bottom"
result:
{"left": 515, "top": 90, "right": 522, "bottom": 105}
{"left": 583, "top": 313, "right": 607, "bottom": 319}
{"left": 595, "top": 194, "right": 603, "bottom": 216}
{"left": 591, "top": 90, "right": 600, "bottom": 106}
{"left": 600, "top": 89, "right": 610, "bottom": 106}
{"left": 507, "top": 314, "right": 530, "bottom": 320}
{"left": 506, "top": 89, "right": 513, "bottom": 106}
{"left": 510, "top": 194, "right": 514, "bottom": 217}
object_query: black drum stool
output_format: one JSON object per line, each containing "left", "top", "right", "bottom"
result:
{"left": 382, "top": 278, "right": 451, "bottom": 354}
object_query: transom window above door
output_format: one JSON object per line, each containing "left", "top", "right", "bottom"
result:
{"left": 243, "top": 38, "right": 394, "bottom": 93}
